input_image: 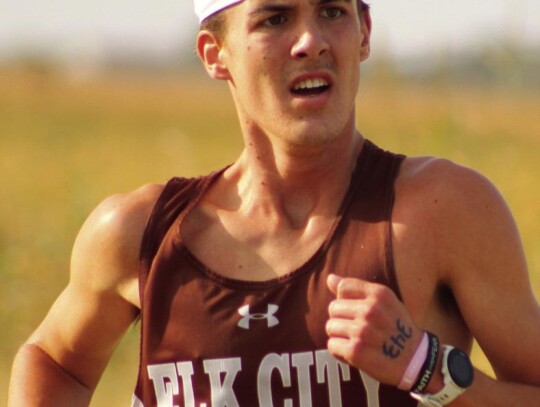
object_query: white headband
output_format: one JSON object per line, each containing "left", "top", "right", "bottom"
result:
{"left": 194, "top": 0, "right": 244, "bottom": 24}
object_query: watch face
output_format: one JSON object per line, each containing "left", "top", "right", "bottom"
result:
{"left": 448, "top": 349, "right": 474, "bottom": 388}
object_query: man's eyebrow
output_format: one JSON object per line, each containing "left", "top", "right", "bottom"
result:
{"left": 248, "top": 0, "right": 351, "bottom": 18}
{"left": 315, "top": 0, "right": 352, "bottom": 5}
{"left": 248, "top": 3, "right": 294, "bottom": 17}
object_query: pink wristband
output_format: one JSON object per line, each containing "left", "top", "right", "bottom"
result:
{"left": 398, "top": 332, "right": 429, "bottom": 391}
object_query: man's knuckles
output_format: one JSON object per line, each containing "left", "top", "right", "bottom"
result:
{"left": 328, "top": 294, "right": 398, "bottom": 327}
{"left": 326, "top": 318, "right": 367, "bottom": 340}
{"left": 335, "top": 278, "right": 397, "bottom": 302}
{"left": 328, "top": 298, "right": 366, "bottom": 318}
{"left": 335, "top": 277, "right": 367, "bottom": 299}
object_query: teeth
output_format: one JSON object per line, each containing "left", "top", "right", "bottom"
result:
{"left": 293, "top": 78, "right": 329, "bottom": 91}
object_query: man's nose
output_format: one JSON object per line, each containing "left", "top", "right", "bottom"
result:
{"left": 290, "top": 21, "right": 330, "bottom": 59}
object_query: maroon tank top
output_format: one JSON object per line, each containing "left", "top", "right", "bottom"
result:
{"left": 132, "top": 140, "right": 418, "bottom": 407}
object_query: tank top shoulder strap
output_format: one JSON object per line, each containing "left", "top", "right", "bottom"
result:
{"left": 140, "top": 178, "right": 197, "bottom": 262}
{"left": 138, "top": 168, "right": 226, "bottom": 303}
{"left": 367, "top": 141, "right": 406, "bottom": 299}
{"left": 330, "top": 139, "right": 406, "bottom": 299}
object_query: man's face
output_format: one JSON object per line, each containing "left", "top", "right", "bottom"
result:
{"left": 205, "top": 0, "right": 371, "bottom": 149}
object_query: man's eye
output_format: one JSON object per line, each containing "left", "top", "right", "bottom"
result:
{"left": 321, "top": 7, "right": 344, "bottom": 19}
{"left": 265, "top": 15, "right": 287, "bottom": 26}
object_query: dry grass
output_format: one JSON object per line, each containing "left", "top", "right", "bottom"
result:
{"left": 1, "top": 68, "right": 538, "bottom": 405}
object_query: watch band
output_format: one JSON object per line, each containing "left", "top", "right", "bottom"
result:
{"left": 410, "top": 346, "right": 472, "bottom": 406}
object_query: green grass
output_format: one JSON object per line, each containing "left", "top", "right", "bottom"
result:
{"left": 1, "top": 68, "right": 538, "bottom": 405}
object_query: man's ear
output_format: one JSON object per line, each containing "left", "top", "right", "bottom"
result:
{"left": 196, "top": 30, "right": 231, "bottom": 80}
{"left": 359, "top": 10, "right": 372, "bottom": 62}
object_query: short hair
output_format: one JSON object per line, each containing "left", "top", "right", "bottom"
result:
{"left": 200, "top": 1, "right": 370, "bottom": 39}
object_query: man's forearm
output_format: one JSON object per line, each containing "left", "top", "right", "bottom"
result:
{"left": 8, "top": 343, "right": 93, "bottom": 407}
{"left": 452, "top": 369, "right": 540, "bottom": 407}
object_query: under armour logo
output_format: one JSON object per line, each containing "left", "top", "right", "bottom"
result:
{"left": 237, "top": 304, "right": 279, "bottom": 330}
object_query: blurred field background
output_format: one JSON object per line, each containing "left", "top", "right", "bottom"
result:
{"left": 1, "top": 54, "right": 539, "bottom": 405}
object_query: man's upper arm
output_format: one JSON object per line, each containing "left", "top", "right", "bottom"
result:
{"left": 396, "top": 156, "right": 540, "bottom": 389}
{"left": 26, "top": 183, "right": 162, "bottom": 390}
{"left": 440, "top": 166, "right": 540, "bottom": 385}
{"left": 399, "top": 157, "right": 540, "bottom": 386}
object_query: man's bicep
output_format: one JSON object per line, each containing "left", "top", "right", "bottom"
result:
{"left": 448, "top": 177, "right": 540, "bottom": 385}
{"left": 456, "top": 270, "right": 540, "bottom": 384}
{"left": 27, "top": 192, "right": 145, "bottom": 389}
{"left": 14, "top": 185, "right": 158, "bottom": 400}
{"left": 29, "top": 278, "right": 138, "bottom": 390}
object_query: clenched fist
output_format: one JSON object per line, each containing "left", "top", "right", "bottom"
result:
{"left": 326, "top": 274, "right": 424, "bottom": 387}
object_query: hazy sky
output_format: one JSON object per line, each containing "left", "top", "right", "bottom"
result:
{"left": 0, "top": 0, "right": 539, "bottom": 61}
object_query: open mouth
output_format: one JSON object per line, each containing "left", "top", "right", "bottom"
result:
{"left": 291, "top": 78, "right": 331, "bottom": 96}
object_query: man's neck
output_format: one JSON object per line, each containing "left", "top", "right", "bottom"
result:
{"left": 180, "top": 125, "right": 365, "bottom": 279}
{"left": 219, "top": 128, "right": 365, "bottom": 228}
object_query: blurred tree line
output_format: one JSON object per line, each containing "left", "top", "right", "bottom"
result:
{"left": 2, "top": 40, "right": 539, "bottom": 89}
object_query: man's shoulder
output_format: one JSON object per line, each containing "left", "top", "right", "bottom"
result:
{"left": 69, "top": 183, "right": 165, "bottom": 301}
{"left": 396, "top": 156, "right": 503, "bottom": 213}
{"left": 90, "top": 183, "right": 165, "bottom": 236}
{"left": 394, "top": 155, "right": 516, "bottom": 279}
{"left": 77, "top": 183, "right": 165, "bottom": 254}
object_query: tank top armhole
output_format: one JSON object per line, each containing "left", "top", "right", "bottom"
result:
{"left": 383, "top": 153, "right": 406, "bottom": 302}
{"left": 137, "top": 167, "right": 229, "bottom": 309}
{"left": 138, "top": 177, "right": 190, "bottom": 307}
